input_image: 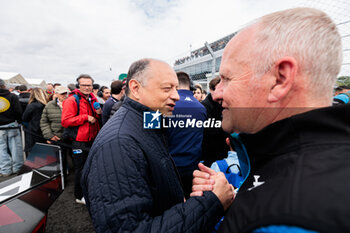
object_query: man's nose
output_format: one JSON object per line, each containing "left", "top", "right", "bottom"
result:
{"left": 213, "top": 82, "right": 223, "bottom": 102}
{"left": 171, "top": 89, "right": 180, "bottom": 102}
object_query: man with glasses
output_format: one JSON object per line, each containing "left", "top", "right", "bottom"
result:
{"left": 62, "top": 74, "right": 101, "bottom": 204}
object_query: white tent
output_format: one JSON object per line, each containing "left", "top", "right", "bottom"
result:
{"left": 0, "top": 72, "right": 29, "bottom": 85}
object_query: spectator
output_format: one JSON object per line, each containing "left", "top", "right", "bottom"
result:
{"left": 67, "top": 83, "right": 76, "bottom": 92}
{"left": 81, "top": 58, "right": 233, "bottom": 233}
{"left": 40, "top": 86, "right": 69, "bottom": 174}
{"left": 18, "top": 84, "right": 31, "bottom": 111}
{"left": 46, "top": 83, "right": 54, "bottom": 101}
{"left": 41, "top": 87, "right": 68, "bottom": 136}
{"left": 193, "top": 8, "right": 349, "bottom": 232}
{"left": 92, "top": 83, "right": 100, "bottom": 97}
{"left": 22, "top": 88, "right": 48, "bottom": 154}
{"left": 201, "top": 76, "right": 230, "bottom": 166}
{"left": 0, "top": 79, "right": 23, "bottom": 176}
{"left": 108, "top": 78, "right": 128, "bottom": 119}
{"left": 96, "top": 86, "right": 110, "bottom": 105}
{"left": 101, "top": 80, "right": 124, "bottom": 125}
{"left": 61, "top": 74, "right": 101, "bottom": 205}
{"left": 193, "top": 84, "right": 203, "bottom": 101}
{"left": 167, "top": 71, "right": 207, "bottom": 198}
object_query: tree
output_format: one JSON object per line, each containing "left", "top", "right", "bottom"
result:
{"left": 336, "top": 76, "right": 350, "bottom": 86}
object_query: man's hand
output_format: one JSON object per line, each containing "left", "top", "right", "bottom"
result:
{"left": 191, "top": 163, "right": 234, "bottom": 211}
{"left": 191, "top": 163, "right": 216, "bottom": 197}
{"left": 50, "top": 136, "right": 61, "bottom": 141}
{"left": 211, "top": 172, "right": 235, "bottom": 211}
{"left": 88, "top": 115, "right": 96, "bottom": 123}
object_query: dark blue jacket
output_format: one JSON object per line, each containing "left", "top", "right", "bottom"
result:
{"left": 167, "top": 90, "right": 207, "bottom": 174}
{"left": 101, "top": 96, "right": 118, "bottom": 125}
{"left": 81, "top": 96, "right": 223, "bottom": 233}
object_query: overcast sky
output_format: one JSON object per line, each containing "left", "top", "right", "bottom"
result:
{"left": 0, "top": 0, "right": 349, "bottom": 86}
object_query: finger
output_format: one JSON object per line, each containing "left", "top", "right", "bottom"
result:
{"left": 226, "top": 137, "right": 234, "bottom": 151}
{"left": 192, "top": 177, "right": 215, "bottom": 186}
{"left": 198, "top": 163, "right": 217, "bottom": 176}
{"left": 192, "top": 184, "right": 213, "bottom": 192}
{"left": 193, "top": 170, "right": 211, "bottom": 179}
{"left": 190, "top": 191, "right": 203, "bottom": 197}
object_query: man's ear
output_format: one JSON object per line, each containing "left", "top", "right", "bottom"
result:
{"left": 268, "top": 57, "right": 297, "bottom": 103}
{"left": 128, "top": 79, "right": 141, "bottom": 100}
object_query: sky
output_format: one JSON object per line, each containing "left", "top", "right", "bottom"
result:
{"left": 0, "top": 0, "right": 349, "bottom": 86}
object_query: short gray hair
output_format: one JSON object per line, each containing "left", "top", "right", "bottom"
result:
{"left": 125, "top": 58, "right": 151, "bottom": 95}
{"left": 250, "top": 8, "right": 342, "bottom": 99}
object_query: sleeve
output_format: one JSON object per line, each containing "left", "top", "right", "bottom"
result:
{"left": 82, "top": 138, "right": 224, "bottom": 233}
{"left": 61, "top": 97, "right": 88, "bottom": 128}
{"left": 40, "top": 106, "right": 54, "bottom": 139}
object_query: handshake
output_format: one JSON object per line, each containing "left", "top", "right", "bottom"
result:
{"left": 191, "top": 163, "right": 235, "bottom": 211}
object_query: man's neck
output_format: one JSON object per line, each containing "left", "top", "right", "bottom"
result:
{"left": 112, "top": 93, "right": 122, "bottom": 100}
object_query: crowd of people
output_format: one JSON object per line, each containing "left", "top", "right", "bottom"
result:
{"left": 0, "top": 7, "right": 350, "bottom": 233}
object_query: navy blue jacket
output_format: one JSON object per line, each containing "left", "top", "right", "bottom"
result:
{"left": 81, "top": 96, "right": 223, "bottom": 233}
{"left": 101, "top": 96, "right": 118, "bottom": 125}
{"left": 167, "top": 89, "right": 207, "bottom": 174}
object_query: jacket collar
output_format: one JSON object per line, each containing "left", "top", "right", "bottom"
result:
{"left": 123, "top": 96, "right": 152, "bottom": 115}
{"left": 239, "top": 105, "right": 350, "bottom": 169}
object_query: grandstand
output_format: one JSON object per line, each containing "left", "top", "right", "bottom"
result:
{"left": 174, "top": 0, "right": 350, "bottom": 92}
{"left": 173, "top": 32, "right": 237, "bottom": 91}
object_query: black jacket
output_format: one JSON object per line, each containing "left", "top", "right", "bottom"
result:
{"left": 82, "top": 97, "right": 224, "bottom": 233}
{"left": 219, "top": 104, "right": 350, "bottom": 233}
{"left": 201, "top": 93, "right": 229, "bottom": 166}
{"left": 0, "top": 88, "right": 22, "bottom": 125}
{"left": 22, "top": 101, "right": 45, "bottom": 152}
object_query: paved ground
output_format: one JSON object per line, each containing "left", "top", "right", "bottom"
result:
{"left": 46, "top": 172, "right": 95, "bottom": 233}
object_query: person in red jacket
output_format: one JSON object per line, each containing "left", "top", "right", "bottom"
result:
{"left": 61, "top": 74, "right": 101, "bottom": 204}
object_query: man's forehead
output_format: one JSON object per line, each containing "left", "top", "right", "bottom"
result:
{"left": 80, "top": 78, "right": 92, "bottom": 83}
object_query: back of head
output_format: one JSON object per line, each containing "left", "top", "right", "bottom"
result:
{"left": 0, "top": 79, "right": 5, "bottom": 88}
{"left": 176, "top": 71, "right": 191, "bottom": 90}
{"left": 110, "top": 80, "right": 123, "bottom": 95}
{"left": 18, "top": 84, "right": 28, "bottom": 92}
{"left": 67, "top": 83, "right": 76, "bottom": 91}
{"left": 125, "top": 58, "right": 151, "bottom": 96}
{"left": 251, "top": 7, "right": 342, "bottom": 100}
{"left": 29, "top": 88, "right": 48, "bottom": 105}
{"left": 93, "top": 83, "right": 100, "bottom": 91}
{"left": 209, "top": 76, "right": 220, "bottom": 91}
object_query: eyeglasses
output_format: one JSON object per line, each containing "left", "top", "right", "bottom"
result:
{"left": 80, "top": 84, "right": 92, "bottom": 87}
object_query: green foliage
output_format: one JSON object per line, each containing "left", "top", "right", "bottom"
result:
{"left": 336, "top": 76, "right": 350, "bottom": 86}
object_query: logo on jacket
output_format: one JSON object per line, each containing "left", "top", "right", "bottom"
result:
{"left": 247, "top": 175, "right": 265, "bottom": 191}
{"left": 143, "top": 110, "right": 161, "bottom": 129}
{"left": 0, "top": 97, "right": 10, "bottom": 113}
{"left": 184, "top": 96, "right": 193, "bottom": 102}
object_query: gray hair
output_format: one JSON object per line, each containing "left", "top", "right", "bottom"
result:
{"left": 125, "top": 58, "right": 151, "bottom": 95}
{"left": 250, "top": 7, "right": 342, "bottom": 99}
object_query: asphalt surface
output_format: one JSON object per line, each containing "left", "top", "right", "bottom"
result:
{"left": 46, "top": 172, "right": 95, "bottom": 233}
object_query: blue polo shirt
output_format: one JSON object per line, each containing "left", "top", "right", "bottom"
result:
{"left": 167, "top": 89, "right": 207, "bottom": 174}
